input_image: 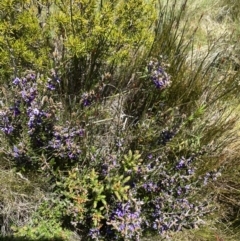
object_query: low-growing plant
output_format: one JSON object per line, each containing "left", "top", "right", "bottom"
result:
{"left": 0, "top": 48, "right": 239, "bottom": 241}
{"left": 12, "top": 198, "right": 72, "bottom": 240}
{"left": 0, "top": 71, "right": 222, "bottom": 240}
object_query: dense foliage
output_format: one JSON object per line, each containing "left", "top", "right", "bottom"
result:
{"left": 1, "top": 0, "right": 240, "bottom": 240}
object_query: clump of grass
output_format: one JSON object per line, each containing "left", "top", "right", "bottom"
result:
{"left": 220, "top": 0, "right": 240, "bottom": 20}
{"left": 131, "top": 1, "right": 240, "bottom": 240}
{"left": 0, "top": 168, "right": 45, "bottom": 236}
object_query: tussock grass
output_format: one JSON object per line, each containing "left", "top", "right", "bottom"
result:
{"left": 0, "top": 169, "right": 46, "bottom": 236}
{"left": 161, "top": 0, "right": 240, "bottom": 240}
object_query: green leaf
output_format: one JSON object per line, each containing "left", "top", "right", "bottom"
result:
{"left": 93, "top": 201, "right": 98, "bottom": 209}
{"left": 114, "top": 191, "right": 121, "bottom": 201}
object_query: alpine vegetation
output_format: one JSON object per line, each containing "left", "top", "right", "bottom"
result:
{"left": 1, "top": 0, "right": 240, "bottom": 241}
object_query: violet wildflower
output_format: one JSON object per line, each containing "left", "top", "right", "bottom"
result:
{"left": 50, "top": 69, "right": 61, "bottom": 84}
{"left": 29, "top": 73, "right": 36, "bottom": 80}
{"left": 81, "top": 91, "right": 97, "bottom": 107}
{"left": 108, "top": 201, "right": 142, "bottom": 239}
{"left": 21, "top": 86, "right": 37, "bottom": 104}
{"left": 28, "top": 116, "right": 35, "bottom": 128}
{"left": 203, "top": 171, "right": 221, "bottom": 185}
{"left": 89, "top": 228, "right": 100, "bottom": 239}
{"left": 143, "top": 182, "right": 159, "bottom": 192}
{"left": 116, "top": 138, "right": 124, "bottom": 147}
{"left": 13, "top": 146, "right": 20, "bottom": 158}
{"left": 21, "top": 77, "right": 27, "bottom": 85}
{"left": 78, "top": 128, "right": 84, "bottom": 136}
{"left": 176, "top": 157, "right": 186, "bottom": 169}
{"left": 68, "top": 152, "right": 75, "bottom": 159}
{"left": 13, "top": 107, "right": 21, "bottom": 116}
{"left": 83, "top": 98, "right": 91, "bottom": 106}
{"left": 0, "top": 113, "right": 14, "bottom": 134}
{"left": 10, "top": 102, "right": 21, "bottom": 116}
{"left": 21, "top": 90, "right": 27, "bottom": 100}
{"left": 46, "top": 75, "right": 60, "bottom": 90}
{"left": 49, "top": 139, "right": 61, "bottom": 149}
{"left": 33, "top": 108, "right": 40, "bottom": 116}
{"left": 148, "top": 60, "right": 171, "bottom": 90}
{"left": 188, "top": 168, "right": 195, "bottom": 175}
{"left": 46, "top": 82, "right": 56, "bottom": 90}
{"left": 1, "top": 125, "right": 14, "bottom": 134}
{"left": 177, "top": 187, "right": 182, "bottom": 196}
{"left": 13, "top": 77, "right": 21, "bottom": 85}
{"left": 148, "top": 154, "right": 153, "bottom": 159}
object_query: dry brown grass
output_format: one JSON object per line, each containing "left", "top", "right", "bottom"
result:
{"left": 0, "top": 168, "right": 46, "bottom": 236}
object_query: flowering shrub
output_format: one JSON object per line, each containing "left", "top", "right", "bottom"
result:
{"left": 148, "top": 59, "right": 171, "bottom": 89}
{"left": 0, "top": 72, "right": 85, "bottom": 170}
{"left": 0, "top": 62, "right": 222, "bottom": 240}
{"left": 46, "top": 150, "right": 212, "bottom": 240}
{"left": 0, "top": 67, "right": 208, "bottom": 239}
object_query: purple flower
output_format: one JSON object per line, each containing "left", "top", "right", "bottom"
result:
{"left": 13, "top": 146, "right": 20, "bottom": 158}
{"left": 68, "top": 152, "right": 75, "bottom": 159}
{"left": 116, "top": 138, "right": 124, "bottom": 147}
{"left": 188, "top": 168, "right": 194, "bottom": 175}
{"left": 176, "top": 157, "right": 185, "bottom": 169}
{"left": 153, "top": 79, "right": 165, "bottom": 89}
{"left": 21, "top": 88, "right": 36, "bottom": 104}
{"left": 148, "top": 60, "right": 171, "bottom": 90}
{"left": 110, "top": 202, "right": 142, "bottom": 236}
{"left": 89, "top": 228, "right": 100, "bottom": 239}
{"left": 1, "top": 125, "right": 14, "bottom": 134}
{"left": 143, "top": 182, "right": 158, "bottom": 192}
{"left": 21, "top": 90, "right": 27, "bottom": 99}
{"left": 14, "top": 107, "right": 21, "bottom": 116}
{"left": 81, "top": 93, "right": 92, "bottom": 107}
{"left": 49, "top": 139, "right": 61, "bottom": 149}
{"left": 10, "top": 103, "right": 21, "bottom": 116}
{"left": 115, "top": 208, "right": 124, "bottom": 218}
{"left": 46, "top": 83, "right": 56, "bottom": 90}
{"left": 177, "top": 187, "right": 182, "bottom": 195}
{"left": 33, "top": 108, "right": 40, "bottom": 115}
{"left": 83, "top": 98, "right": 91, "bottom": 106}
{"left": 153, "top": 222, "right": 158, "bottom": 230}
{"left": 13, "top": 77, "right": 21, "bottom": 85}
{"left": 78, "top": 128, "right": 84, "bottom": 136}
{"left": 148, "top": 154, "right": 153, "bottom": 159}
{"left": 29, "top": 73, "right": 36, "bottom": 80}
{"left": 28, "top": 116, "right": 35, "bottom": 128}
{"left": 22, "top": 77, "right": 27, "bottom": 85}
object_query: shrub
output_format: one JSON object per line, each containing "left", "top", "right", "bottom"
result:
{"left": 0, "top": 66, "right": 224, "bottom": 240}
